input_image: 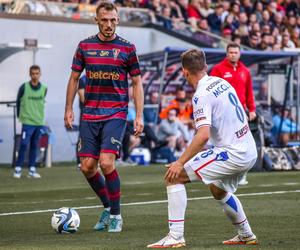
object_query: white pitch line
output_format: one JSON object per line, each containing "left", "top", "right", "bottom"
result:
{"left": 0, "top": 189, "right": 299, "bottom": 217}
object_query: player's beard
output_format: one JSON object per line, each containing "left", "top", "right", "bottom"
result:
{"left": 100, "top": 27, "right": 116, "bottom": 39}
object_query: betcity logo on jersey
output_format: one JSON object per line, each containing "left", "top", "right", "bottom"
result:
{"left": 86, "top": 70, "right": 120, "bottom": 80}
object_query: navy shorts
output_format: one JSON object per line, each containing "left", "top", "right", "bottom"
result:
{"left": 78, "top": 119, "right": 126, "bottom": 159}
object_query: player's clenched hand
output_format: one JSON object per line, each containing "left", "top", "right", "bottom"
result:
{"left": 164, "top": 161, "right": 184, "bottom": 182}
{"left": 134, "top": 117, "right": 144, "bottom": 137}
{"left": 64, "top": 109, "right": 74, "bottom": 129}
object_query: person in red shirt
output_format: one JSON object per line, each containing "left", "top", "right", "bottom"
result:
{"left": 210, "top": 43, "right": 257, "bottom": 185}
{"left": 210, "top": 43, "right": 257, "bottom": 122}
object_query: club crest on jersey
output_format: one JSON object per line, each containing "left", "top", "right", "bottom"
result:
{"left": 113, "top": 49, "right": 120, "bottom": 60}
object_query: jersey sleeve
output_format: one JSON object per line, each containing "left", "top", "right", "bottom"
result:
{"left": 78, "top": 76, "right": 86, "bottom": 90}
{"left": 193, "top": 94, "right": 212, "bottom": 129}
{"left": 245, "top": 71, "right": 256, "bottom": 112}
{"left": 127, "top": 44, "right": 141, "bottom": 76}
{"left": 71, "top": 42, "right": 85, "bottom": 73}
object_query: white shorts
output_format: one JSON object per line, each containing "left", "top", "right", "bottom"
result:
{"left": 184, "top": 146, "right": 257, "bottom": 193}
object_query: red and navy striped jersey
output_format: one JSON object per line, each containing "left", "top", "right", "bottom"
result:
{"left": 72, "top": 34, "right": 141, "bottom": 121}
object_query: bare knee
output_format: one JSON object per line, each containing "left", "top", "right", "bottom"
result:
{"left": 209, "top": 184, "right": 227, "bottom": 200}
{"left": 80, "top": 158, "right": 97, "bottom": 178}
{"left": 99, "top": 154, "right": 115, "bottom": 175}
{"left": 164, "top": 169, "right": 190, "bottom": 187}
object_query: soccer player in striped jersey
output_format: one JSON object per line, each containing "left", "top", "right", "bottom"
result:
{"left": 147, "top": 49, "right": 258, "bottom": 248}
{"left": 64, "top": 1, "right": 144, "bottom": 233}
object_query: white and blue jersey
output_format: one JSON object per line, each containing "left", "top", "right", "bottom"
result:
{"left": 184, "top": 75, "right": 257, "bottom": 193}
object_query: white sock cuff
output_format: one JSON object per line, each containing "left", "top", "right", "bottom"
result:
{"left": 219, "top": 192, "right": 232, "bottom": 204}
{"left": 167, "top": 184, "right": 186, "bottom": 194}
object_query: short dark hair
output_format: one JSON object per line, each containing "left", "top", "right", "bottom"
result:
{"left": 96, "top": 1, "right": 118, "bottom": 15}
{"left": 181, "top": 49, "right": 206, "bottom": 74}
{"left": 226, "top": 42, "right": 240, "bottom": 51}
{"left": 29, "top": 65, "right": 40, "bottom": 73}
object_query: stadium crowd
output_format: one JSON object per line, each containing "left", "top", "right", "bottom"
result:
{"left": 1, "top": 0, "right": 299, "bottom": 50}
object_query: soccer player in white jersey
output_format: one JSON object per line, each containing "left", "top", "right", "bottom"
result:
{"left": 147, "top": 49, "right": 258, "bottom": 248}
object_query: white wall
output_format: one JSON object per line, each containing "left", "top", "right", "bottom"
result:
{"left": 0, "top": 17, "right": 195, "bottom": 163}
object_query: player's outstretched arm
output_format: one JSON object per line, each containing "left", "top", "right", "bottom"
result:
{"left": 131, "top": 75, "right": 144, "bottom": 137}
{"left": 64, "top": 71, "right": 81, "bottom": 129}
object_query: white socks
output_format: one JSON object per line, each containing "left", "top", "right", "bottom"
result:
{"left": 167, "top": 184, "right": 187, "bottom": 238}
{"left": 218, "top": 192, "right": 253, "bottom": 237}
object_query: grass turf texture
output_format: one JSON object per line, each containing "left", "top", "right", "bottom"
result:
{"left": 0, "top": 164, "right": 299, "bottom": 250}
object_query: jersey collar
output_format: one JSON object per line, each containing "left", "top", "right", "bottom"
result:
{"left": 197, "top": 74, "right": 209, "bottom": 89}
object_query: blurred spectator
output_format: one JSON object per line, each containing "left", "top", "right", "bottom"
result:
{"left": 260, "top": 10, "right": 273, "bottom": 29}
{"left": 291, "top": 28, "right": 300, "bottom": 48}
{"left": 245, "top": 32, "right": 260, "bottom": 49}
{"left": 266, "top": 1, "right": 277, "bottom": 22}
{"left": 176, "top": 0, "right": 189, "bottom": 23}
{"left": 187, "top": 0, "right": 202, "bottom": 29}
{"left": 222, "top": 13, "right": 239, "bottom": 35}
{"left": 159, "top": 86, "right": 193, "bottom": 126}
{"left": 261, "top": 23, "right": 271, "bottom": 34}
{"left": 253, "top": 1, "right": 264, "bottom": 23}
{"left": 207, "top": 3, "right": 223, "bottom": 34}
{"left": 272, "top": 27, "right": 282, "bottom": 45}
{"left": 230, "top": 1, "right": 241, "bottom": 19}
{"left": 122, "top": 87, "right": 166, "bottom": 165}
{"left": 286, "top": 15, "right": 297, "bottom": 34}
{"left": 248, "top": 13, "right": 258, "bottom": 27}
{"left": 218, "top": 28, "right": 232, "bottom": 48}
{"left": 236, "top": 12, "right": 249, "bottom": 42}
{"left": 285, "top": 0, "right": 299, "bottom": 17}
{"left": 147, "top": 0, "right": 162, "bottom": 14}
{"left": 271, "top": 109, "right": 299, "bottom": 146}
{"left": 156, "top": 5, "right": 173, "bottom": 30}
{"left": 199, "top": 0, "right": 213, "bottom": 18}
{"left": 169, "top": 0, "right": 185, "bottom": 23}
{"left": 220, "top": 0, "right": 230, "bottom": 23}
{"left": 157, "top": 108, "right": 189, "bottom": 152}
{"left": 273, "top": 11, "right": 284, "bottom": 31}
{"left": 144, "top": 91, "right": 159, "bottom": 126}
{"left": 281, "top": 29, "right": 296, "bottom": 49}
{"left": 193, "top": 19, "right": 215, "bottom": 45}
{"left": 241, "top": 0, "right": 253, "bottom": 16}
{"left": 258, "top": 33, "right": 272, "bottom": 51}
{"left": 233, "top": 34, "right": 242, "bottom": 45}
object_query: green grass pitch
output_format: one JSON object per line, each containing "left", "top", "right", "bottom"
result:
{"left": 0, "top": 164, "right": 299, "bottom": 250}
